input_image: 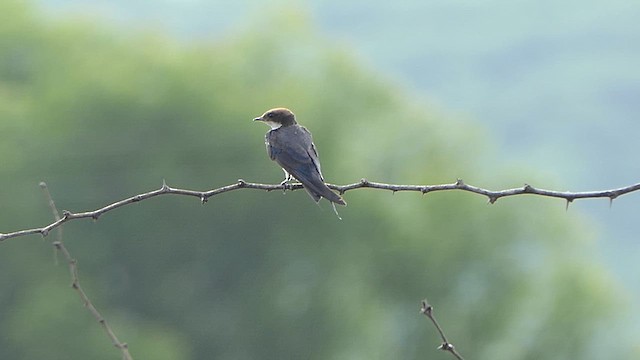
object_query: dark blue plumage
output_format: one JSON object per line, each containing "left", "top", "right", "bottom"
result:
{"left": 254, "top": 108, "right": 346, "bottom": 206}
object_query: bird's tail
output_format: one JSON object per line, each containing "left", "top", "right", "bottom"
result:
{"left": 304, "top": 183, "right": 347, "bottom": 206}
{"left": 322, "top": 187, "right": 347, "bottom": 206}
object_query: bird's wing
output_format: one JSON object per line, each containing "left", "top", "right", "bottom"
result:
{"left": 302, "top": 127, "right": 324, "bottom": 181}
{"left": 267, "top": 127, "right": 346, "bottom": 205}
{"left": 268, "top": 127, "right": 322, "bottom": 184}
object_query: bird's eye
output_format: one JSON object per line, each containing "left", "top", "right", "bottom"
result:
{"left": 267, "top": 112, "right": 274, "bottom": 118}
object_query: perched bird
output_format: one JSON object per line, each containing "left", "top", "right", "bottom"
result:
{"left": 254, "top": 108, "right": 347, "bottom": 206}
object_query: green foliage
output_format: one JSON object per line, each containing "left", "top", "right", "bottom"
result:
{"left": 0, "top": 1, "right": 629, "bottom": 359}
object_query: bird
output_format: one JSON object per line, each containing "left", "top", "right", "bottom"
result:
{"left": 253, "top": 108, "right": 347, "bottom": 206}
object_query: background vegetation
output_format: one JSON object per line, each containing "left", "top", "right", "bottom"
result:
{"left": 0, "top": 1, "right": 635, "bottom": 359}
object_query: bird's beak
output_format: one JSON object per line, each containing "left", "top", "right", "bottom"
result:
{"left": 253, "top": 117, "right": 262, "bottom": 122}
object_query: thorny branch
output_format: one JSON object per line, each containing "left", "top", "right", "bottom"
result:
{"left": 420, "top": 299, "right": 464, "bottom": 360}
{"left": 40, "top": 183, "right": 133, "bottom": 360}
{"left": 1, "top": 178, "right": 639, "bottom": 243}
{"left": 3, "top": 178, "right": 636, "bottom": 358}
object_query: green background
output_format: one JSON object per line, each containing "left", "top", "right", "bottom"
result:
{"left": 1, "top": 1, "right": 637, "bottom": 359}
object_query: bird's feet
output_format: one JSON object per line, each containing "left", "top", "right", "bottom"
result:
{"left": 280, "top": 178, "right": 293, "bottom": 192}
{"left": 279, "top": 171, "right": 294, "bottom": 193}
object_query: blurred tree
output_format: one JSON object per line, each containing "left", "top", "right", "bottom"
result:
{"left": 0, "top": 1, "right": 631, "bottom": 359}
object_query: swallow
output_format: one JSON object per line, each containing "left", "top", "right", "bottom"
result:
{"left": 254, "top": 108, "right": 347, "bottom": 206}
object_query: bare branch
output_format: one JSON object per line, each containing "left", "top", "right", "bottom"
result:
{"left": 341, "top": 178, "right": 640, "bottom": 204}
{"left": 2, "top": 179, "right": 638, "bottom": 243}
{"left": 40, "top": 183, "right": 133, "bottom": 360}
{"left": 420, "top": 299, "right": 464, "bottom": 360}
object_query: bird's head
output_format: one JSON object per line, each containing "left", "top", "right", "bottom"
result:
{"left": 253, "top": 108, "right": 297, "bottom": 129}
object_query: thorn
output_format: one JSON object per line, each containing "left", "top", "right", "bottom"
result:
{"left": 201, "top": 195, "right": 208, "bottom": 204}
{"left": 455, "top": 178, "right": 464, "bottom": 186}
{"left": 421, "top": 187, "right": 430, "bottom": 195}
{"left": 420, "top": 300, "right": 432, "bottom": 315}
{"left": 161, "top": 179, "right": 169, "bottom": 191}
{"left": 41, "top": 228, "right": 49, "bottom": 237}
{"left": 523, "top": 184, "right": 533, "bottom": 192}
{"left": 360, "top": 178, "right": 369, "bottom": 186}
{"left": 487, "top": 196, "right": 497, "bottom": 204}
{"left": 61, "top": 210, "right": 71, "bottom": 219}
{"left": 91, "top": 213, "right": 100, "bottom": 221}
{"left": 565, "top": 198, "right": 573, "bottom": 211}
{"left": 237, "top": 179, "right": 246, "bottom": 187}
{"left": 39, "top": 181, "right": 47, "bottom": 189}
{"left": 608, "top": 196, "right": 614, "bottom": 208}
{"left": 438, "top": 342, "right": 455, "bottom": 352}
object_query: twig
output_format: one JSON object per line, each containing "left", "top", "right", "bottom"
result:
{"left": 2, "top": 178, "right": 638, "bottom": 243}
{"left": 420, "top": 299, "right": 464, "bottom": 360}
{"left": 40, "top": 183, "right": 133, "bottom": 360}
